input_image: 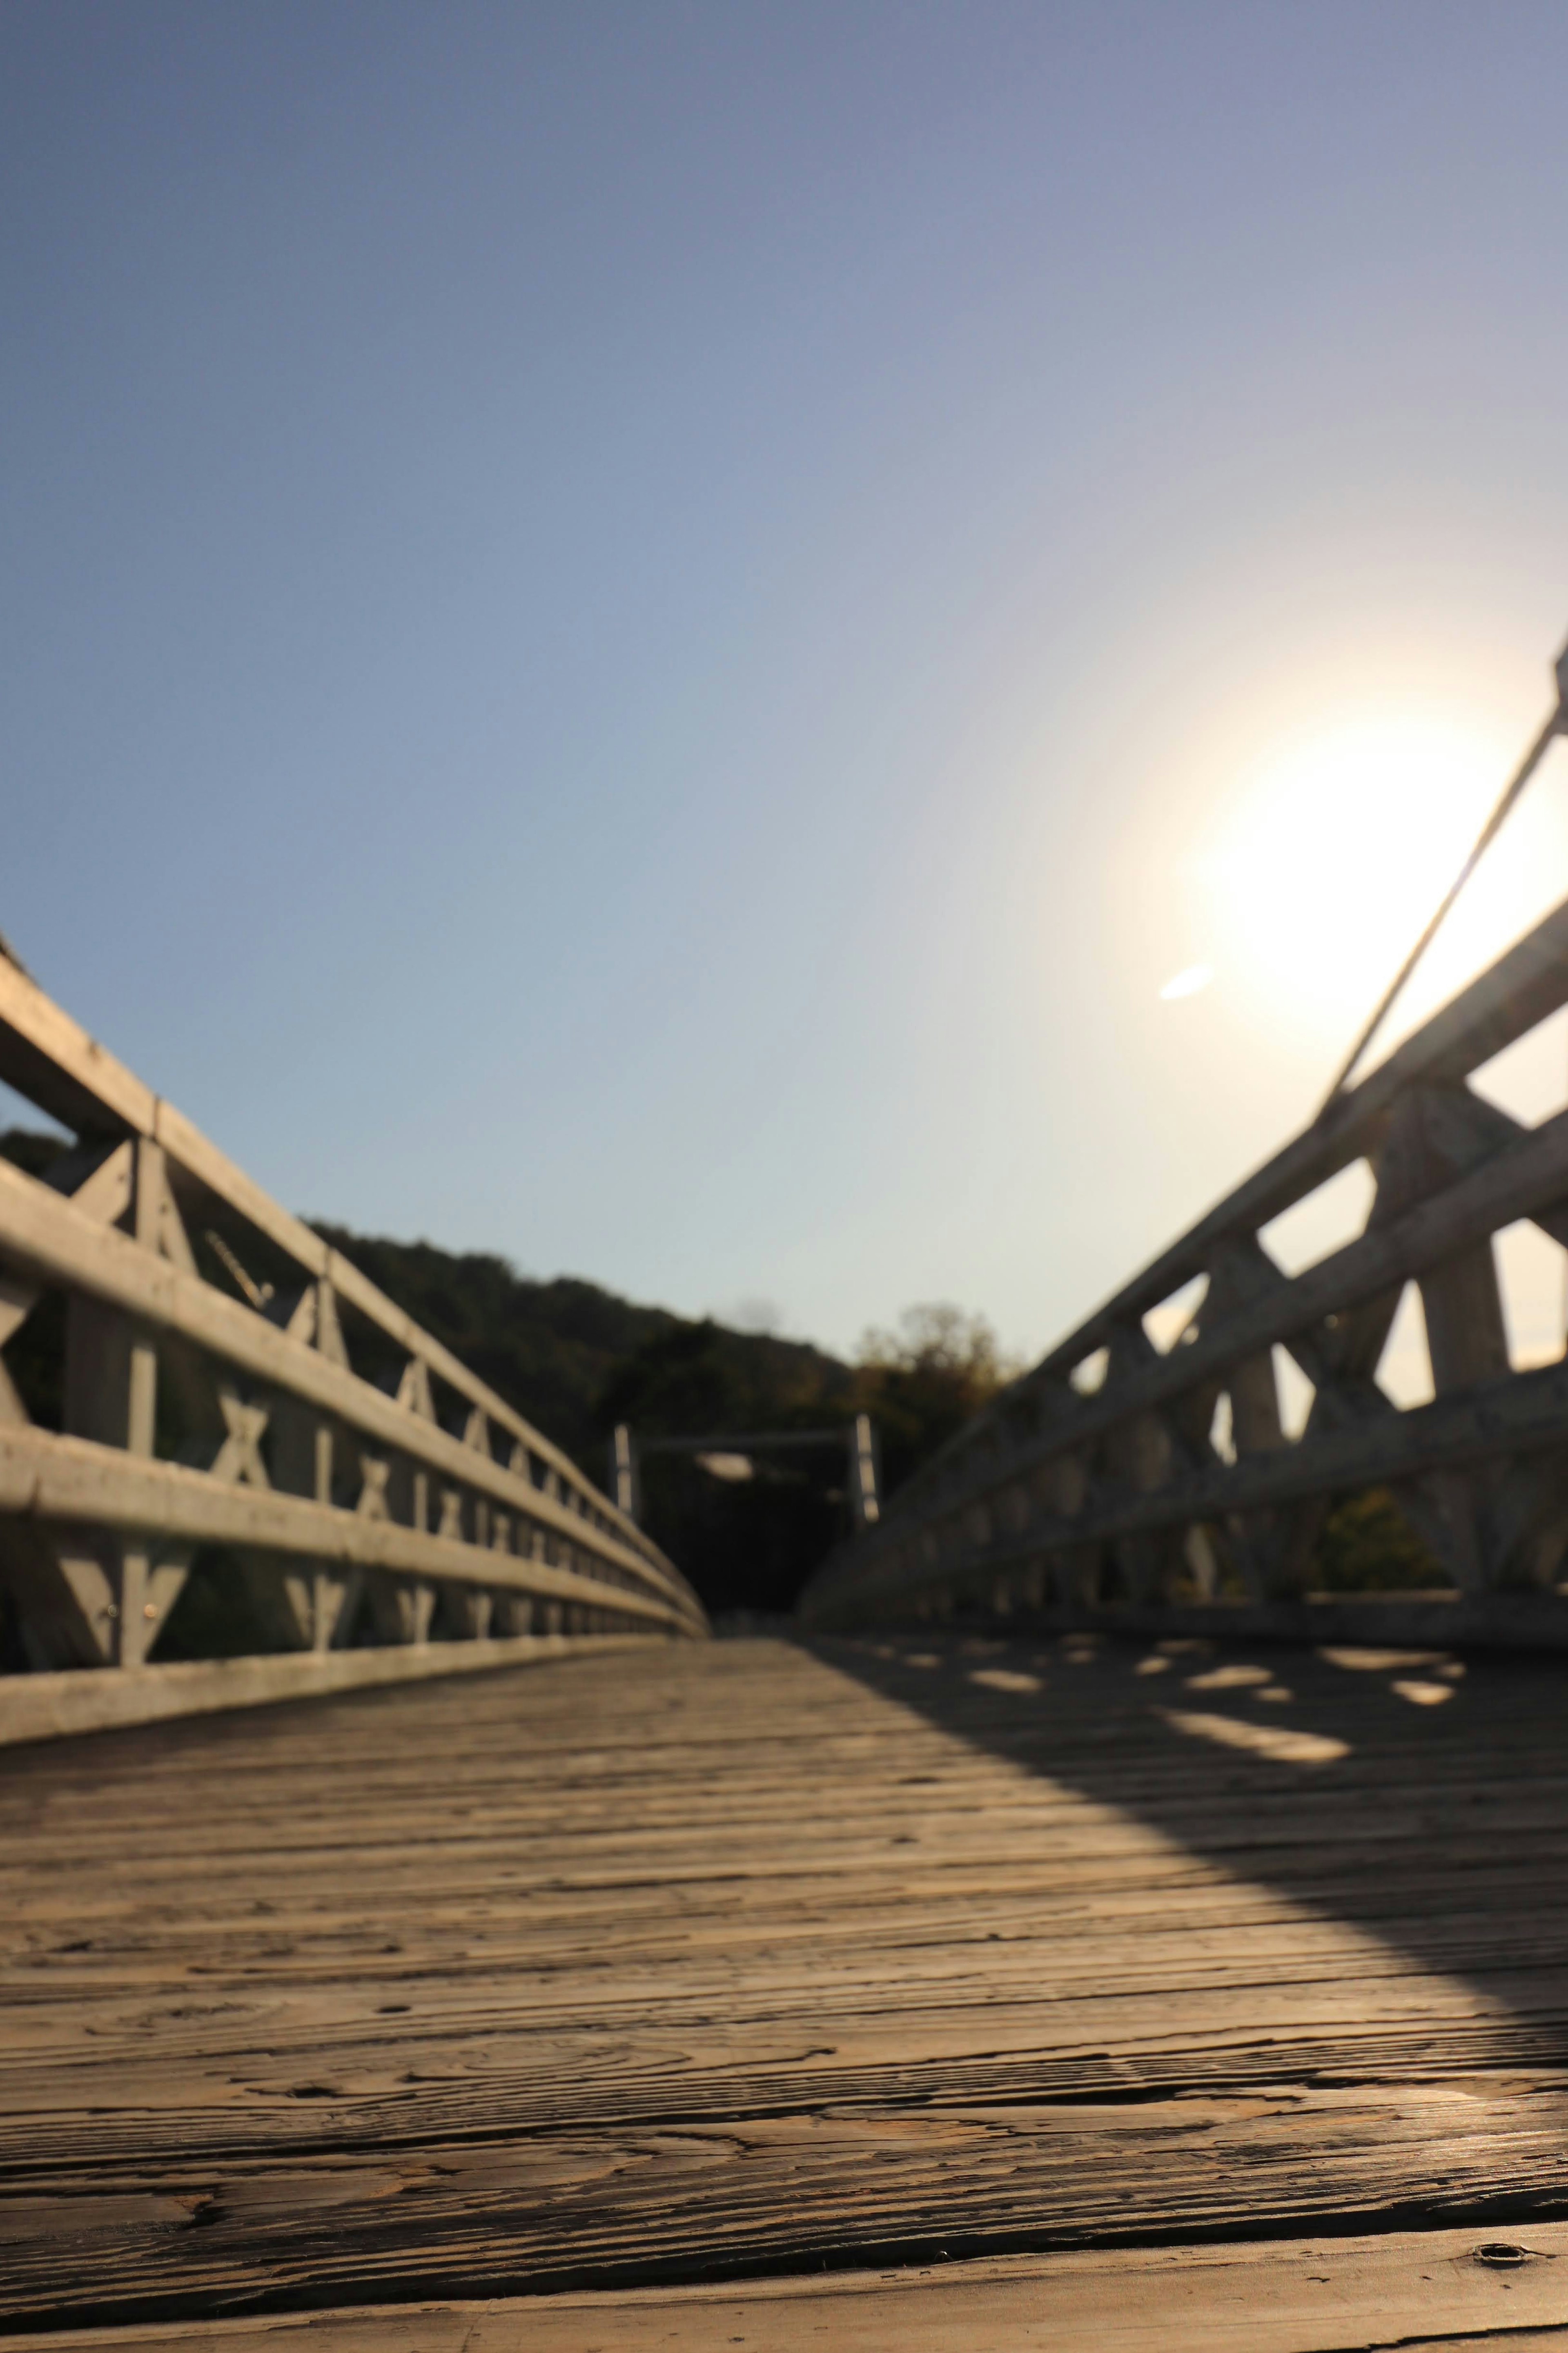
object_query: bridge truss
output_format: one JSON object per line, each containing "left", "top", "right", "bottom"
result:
{"left": 0, "top": 956, "right": 704, "bottom": 1742}
{"left": 805, "top": 670, "right": 1568, "bottom": 1637}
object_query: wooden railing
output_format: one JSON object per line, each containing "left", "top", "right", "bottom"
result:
{"left": 0, "top": 954, "right": 704, "bottom": 1734}
{"left": 802, "top": 866, "right": 1568, "bottom": 1636}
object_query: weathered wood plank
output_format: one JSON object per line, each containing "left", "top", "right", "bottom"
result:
{"left": 0, "top": 1421, "right": 692, "bottom": 1635}
{"left": 4, "top": 1637, "right": 1568, "bottom": 2323}
{"left": 4, "top": 2224, "right": 1567, "bottom": 2353}
{"left": 7, "top": 2081, "right": 1568, "bottom": 2319}
{"left": 823, "top": 1345, "right": 1568, "bottom": 1614}
{"left": 0, "top": 957, "right": 156, "bottom": 1141}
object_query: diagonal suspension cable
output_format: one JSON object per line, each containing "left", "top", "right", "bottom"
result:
{"left": 1316, "top": 656, "right": 1568, "bottom": 1117}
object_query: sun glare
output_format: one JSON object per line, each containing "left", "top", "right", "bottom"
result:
{"left": 1192, "top": 712, "right": 1558, "bottom": 1045}
{"left": 1159, "top": 961, "right": 1214, "bottom": 1001}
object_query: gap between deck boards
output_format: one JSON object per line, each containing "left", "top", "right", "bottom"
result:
{"left": 10, "top": 1638, "right": 1568, "bottom": 2333}
{"left": 4, "top": 2224, "right": 1568, "bottom": 2353}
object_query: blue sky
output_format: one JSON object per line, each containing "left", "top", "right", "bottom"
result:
{"left": 7, "top": 2, "right": 1568, "bottom": 1363}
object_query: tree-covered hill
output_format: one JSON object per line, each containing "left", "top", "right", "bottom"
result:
{"left": 310, "top": 1222, "right": 855, "bottom": 1471}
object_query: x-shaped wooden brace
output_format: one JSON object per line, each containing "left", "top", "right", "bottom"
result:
{"left": 208, "top": 1385, "right": 271, "bottom": 1487}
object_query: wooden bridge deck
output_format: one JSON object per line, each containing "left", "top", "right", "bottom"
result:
{"left": 7, "top": 1632, "right": 1568, "bottom": 2348}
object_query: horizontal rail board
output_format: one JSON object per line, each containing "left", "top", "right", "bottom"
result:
{"left": 0, "top": 1635, "right": 662, "bottom": 1750}
{"left": 834, "top": 1356, "right": 1568, "bottom": 1616}
{"left": 0, "top": 1423, "right": 691, "bottom": 1628}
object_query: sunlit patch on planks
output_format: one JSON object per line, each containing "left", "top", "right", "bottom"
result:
{"left": 2, "top": 1633, "right": 1568, "bottom": 2334}
{"left": 1158, "top": 1706, "right": 1350, "bottom": 1762}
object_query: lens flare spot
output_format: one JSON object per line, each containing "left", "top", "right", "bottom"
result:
{"left": 1160, "top": 962, "right": 1214, "bottom": 1001}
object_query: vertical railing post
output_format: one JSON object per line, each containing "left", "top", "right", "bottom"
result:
{"left": 611, "top": 1424, "right": 641, "bottom": 1523}
{"left": 849, "top": 1414, "right": 880, "bottom": 1530}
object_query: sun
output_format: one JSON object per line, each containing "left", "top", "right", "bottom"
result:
{"left": 1189, "top": 709, "right": 1552, "bottom": 1048}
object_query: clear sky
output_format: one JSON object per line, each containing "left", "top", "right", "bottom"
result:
{"left": 7, "top": 2, "right": 1568, "bottom": 1369}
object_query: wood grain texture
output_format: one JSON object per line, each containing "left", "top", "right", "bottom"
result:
{"left": 8, "top": 2224, "right": 1568, "bottom": 2353}
{"left": 5, "top": 1632, "right": 1568, "bottom": 2328}
{"left": 0, "top": 1421, "right": 692, "bottom": 1633}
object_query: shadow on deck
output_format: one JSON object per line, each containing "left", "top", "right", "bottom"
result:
{"left": 816, "top": 1624, "right": 1568, "bottom": 2031}
{"left": 2, "top": 1629, "right": 1568, "bottom": 2330}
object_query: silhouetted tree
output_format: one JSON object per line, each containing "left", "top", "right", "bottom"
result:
{"left": 850, "top": 1304, "right": 1019, "bottom": 1498}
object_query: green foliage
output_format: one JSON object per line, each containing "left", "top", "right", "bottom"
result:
{"left": 1311, "top": 1488, "right": 1448, "bottom": 1592}
{"left": 309, "top": 1223, "right": 693, "bottom": 1461}
{"left": 597, "top": 1316, "right": 849, "bottom": 1438}
{"left": 850, "top": 1304, "right": 1019, "bottom": 1497}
